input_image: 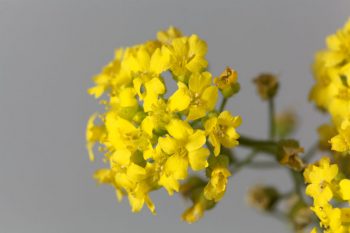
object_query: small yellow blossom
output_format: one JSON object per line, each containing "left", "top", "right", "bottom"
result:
{"left": 157, "top": 26, "right": 183, "bottom": 44}
{"left": 205, "top": 111, "right": 241, "bottom": 156}
{"left": 86, "top": 113, "right": 105, "bottom": 161}
{"left": 310, "top": 19, "right": 350, "bottom": 155}
{"left": 330, "top": 119, "right": 350, "bottom": 152}
{"left": 214, "top": 67, "right": 240, "bottom": 98}
{"left": 165, "top": 35, "right": 208, "bottom": 78}
{"left": 168, "top": 72, "right": 218, "bottom": 120}
{"left": 158, "top": 119, "right": 209, "bottom": 195}
{"left": 204, "top": 166, "right": 231, "bottom": 202}
{"left": 304, "top": 157, "right": 338, "bottom": 205}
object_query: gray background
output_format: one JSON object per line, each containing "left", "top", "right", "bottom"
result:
{"left": 0, "top": 1, "right": 349, "bottom": 232}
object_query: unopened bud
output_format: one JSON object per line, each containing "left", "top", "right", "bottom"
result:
{"left": 247, "top": 185, "right": 279, "bottom": 212}
{"left": 276, "top": 110, "right": 298, "bottom": 138}
{"left": 278, "top": 140, "right": 305, "bottom": 171}
{"left": 253, "top": 73, "right": 279, "bottom": 100}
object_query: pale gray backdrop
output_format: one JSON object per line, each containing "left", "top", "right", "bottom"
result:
{"left": 0, "top": 1, "right": 349, "bottom": 232}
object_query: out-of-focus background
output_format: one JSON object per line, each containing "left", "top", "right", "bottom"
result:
{"left": 0, "top": 1, "right": 349, "bottom": 232}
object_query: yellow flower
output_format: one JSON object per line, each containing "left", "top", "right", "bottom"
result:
{"left": 304, "top": 157, "right": 338, "bottom": 205}
{"left": 205, "top": 111, "right": 241, "bottom": 156}
{"left": 123, "top": 46, "right": 170, "bottom": 112}
{"left": 93, "top": 168, "right": 113, "bottom": 185}
{"left": 165, "top": 35, "right": 208, "bottom": 78}
{"left": 87, "top": 26, "right": 242, "bottom": 221}
{"left": 168, "top": 72, "right": 218, "bottom": 120}
{"left": 330, "top": 119, "right": 350, "bottom": 152}
{"left": 158, "top": 119, "right": 209, "bottom": 195}
{"left": 141, "top": 99, "right": 173, "bottom": 137}
{"left": 204, "top": 166, "right": 231, "bottom": 202}
{"left": 114, "top": 164, "right": 157, "bottom": 214}
{"left": 182, "top": 202, "right": 205, "bottom": 224}
{"left": 214, "top": 67, "right": 240, "bottom": 98}
{"left": 180, "top": 185, "right": 215, "bottom": 224}
{"left": 105, "top": 112, "right": 153, "bottom": 166}
{"left": 310, "top": 19, "right": 350, "bottom": 156}
{"left": 86, "top": 113, "right": 105, "bottom": 161}
{"left": 157, "top": 26, "right": 183, "bottom": 44}
{"left": 214, "top": 67, "right": 238, "bottom": 89}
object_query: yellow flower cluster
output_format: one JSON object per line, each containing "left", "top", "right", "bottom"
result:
{"left": 86, "top": 26, "right": 241, "bottom": 221}
{"left": 304, "top": 157, "right": 350, "bottom": 233}
{"left": 310, "top": 19, "right": 350, "bottom": 153}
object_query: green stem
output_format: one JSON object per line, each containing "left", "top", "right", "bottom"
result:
{"left": 232, "top": 150, "right": 258, "bottom": 174}
{"left": 239, "top": 135, "right": 278, "bottom": 155}
{"left": 290, "top": 170, "right": 303, "bottom": 199}
{"left": 219, "top": 97, "right": 228, "bottom": 112}
{"left": 268, "top": 98, "right": 276, "bottom": 139}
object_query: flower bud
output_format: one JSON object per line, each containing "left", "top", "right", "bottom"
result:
{"left": 275, "top": 110, "right": 298, "bottom": 138}
{"left": 214, "top": 67, "right": 240, "bottom": 98}
{"left": 286, "top": 195, "right": 313, "bottom": 232}
{"left": 204, "top": 167, "right": 231, "bottom": 202}
{"left": 246, "top": 185, "right": 279, "bottom": 212}
{"left": 278, "top": 140, "right": 305, "bottom": 171}
{"left": 253, "top": 73, "right": 279, "bottom": 100}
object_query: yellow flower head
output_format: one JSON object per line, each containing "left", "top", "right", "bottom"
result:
{"left": 310, "top": 19, "right": 350, "bottom": 154}
{"left": 304, "top": 156, "right": 350, "bottom": 233}
{"left": 87, "top": 27, "right": 241, "bottom": 221}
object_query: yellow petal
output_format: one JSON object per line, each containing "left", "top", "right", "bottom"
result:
{"left": 201, "top": 86, "right": 218, "bottom": 110}
{"left": 127, "top": 164, "right": 146, "bottom": 181}
{"left": 168, "top": 82, "right": 191, "bottom": 112}
{"left": 111, "top": 149, "right": 132, "bottom": 166}
{"left": 188, "top": 72, "right": 211, "bottom": 94}
{"left": 188, "top": 148, "right": 209, "bottom": 171}
{"left": 141, "top": 116, "right": 154, "bottom": 137}
{"left": 119, "top": 88, "right": 137, "bottom": 107}
{"left": 165, "top": 154, "right": 189, "bottom": 179}
{"left": 150, "top": 48, "right": 170, "bottom": 74}
{"left": 186, "top": 130, "right": 206, "bottom": 151}
{"left": 159, "top": 174, "right": 179, "bottom": 196}
{"left": 129, "top": 194, "right": 144, "bottom": 213}
{"left": 145, "top": 77, "right": 165, "bottom": 95}
{"left": 158, "top": 136, "right": 178, "bottom": 155}
{"left": 145, "top": 196, "right": 156, "bottom": 215}
{"left": 93, "top": 169, "right": 113, "bottom": 184}
{"left": 330, "top": 134, "right": 348, "bottom": 152}
{"left": 340, "top": 179, "right": 350, "bottom": 200}
{"left": 187, "top": 105, "right": 207, "bottom": 121}
{"left": 166, "top": 119, "right": 192, "bottom": 140}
